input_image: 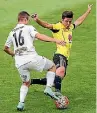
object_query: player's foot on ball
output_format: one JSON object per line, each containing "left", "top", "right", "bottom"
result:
{"left": 44, "top": 86, "right": 59, "bottom": 100}
{"left": 54, "top": 92, "right": 63, "bottom": 98}
{"left": 17, "top": 102, "right": 24, "bottom": 111}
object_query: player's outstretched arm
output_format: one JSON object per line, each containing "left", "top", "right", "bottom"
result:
{"left": 74, "top": 4, "right": 93, "bottom": 27}
{"left": 4, "top": 46, "right": 15, "bottom": 57}
{"left": 35, "top": 33, "right": 66, "bottom": 46}
{"left": 31, "top": 14, "right": 53, "bottom": 29}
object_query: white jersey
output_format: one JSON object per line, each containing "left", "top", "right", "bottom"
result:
{"left": 5, "top": 24, "right": 38, "bottom": 68}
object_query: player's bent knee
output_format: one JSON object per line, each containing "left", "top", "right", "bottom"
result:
{"left": 56, "top": 67, "right": 65, "bottom": 78}
{"left": 48, "top": 64, "right": 56, "bottom": 72}
{"left": 23, "top": 81, "right": 30, "bottom": 87}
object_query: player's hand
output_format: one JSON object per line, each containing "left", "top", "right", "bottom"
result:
{"left": 55, "top": 40, "right": 66, "bottom": 46}
{"left": 87, "top": 4, "right": 93, "bottom": 13}
{"left": 31, "top": 13, "right": 38, "bottom": 21}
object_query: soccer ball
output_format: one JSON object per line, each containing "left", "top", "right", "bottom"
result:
{"left": 55, "top": 96, "right": 69, "bottom": 109}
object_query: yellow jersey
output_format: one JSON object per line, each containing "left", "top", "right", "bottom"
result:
{"left": 51, "top": 22, "right": 75, "bottom": 59}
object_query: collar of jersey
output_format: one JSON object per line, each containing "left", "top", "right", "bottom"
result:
{"left": 17, "top": 23, "right": 25, "bottom": 26}
{"left": 59, "top": 22, "right": 72, "bottom": 30}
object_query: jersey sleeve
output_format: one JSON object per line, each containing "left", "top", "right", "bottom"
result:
{"left": 70, "top": 24, "right": 75, "bottom": 30}
{"left": 52, "top": 23, "right": 60, "bottom": 30}
{"left": 29, "top": 26, "right": 38, "bottom": 38}
{"left": 5, "top": 32, "right": 13, "bottom": 47}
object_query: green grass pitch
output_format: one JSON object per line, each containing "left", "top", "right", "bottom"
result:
{"left": 0, "top": 0, "right": 96, "bottom": 113}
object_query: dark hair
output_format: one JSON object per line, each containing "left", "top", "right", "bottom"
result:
{"left": 62, "top": 11, "right": 73, "bottom": 19}
{"left": 18, "top": 11, "right": 30, "bottom": 21}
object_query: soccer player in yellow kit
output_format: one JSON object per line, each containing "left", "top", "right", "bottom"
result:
{"left": 31, "top": 4, "right": 93, "bottom": 94}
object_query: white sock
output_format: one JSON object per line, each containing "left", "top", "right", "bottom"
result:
{"left": 20, "top": 85, "right": 28, "bottom": 103}
{"left": 46, "top": 71, "right": 55, "bottom": 87}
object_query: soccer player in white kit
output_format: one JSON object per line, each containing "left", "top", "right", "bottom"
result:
{"left": 4, "top": 11, "right": 65, "bottom": 111}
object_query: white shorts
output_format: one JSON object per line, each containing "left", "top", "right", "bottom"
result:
{"left": 17, "top": 55, "right": 54, "bottom": 82}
